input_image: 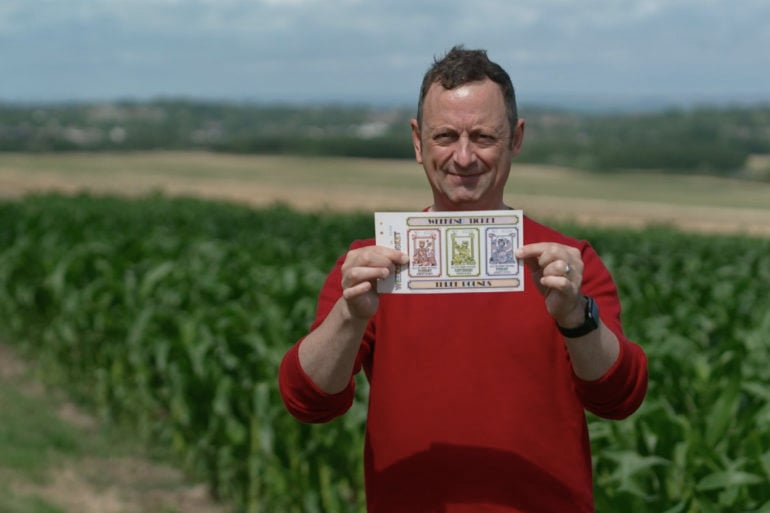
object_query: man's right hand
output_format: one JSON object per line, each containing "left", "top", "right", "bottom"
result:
{"left": 297, "top": 245, "right": 409, "bottom": 394}
{"left": 340, "top": 246, "right": 409, "bottom": 320}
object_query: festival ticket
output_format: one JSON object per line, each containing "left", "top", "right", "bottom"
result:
{"left": 375, "top": 210, "right": 525, "bottom": 294}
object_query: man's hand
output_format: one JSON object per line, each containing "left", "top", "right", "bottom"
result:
{"left": 340, "top": 246, "right": 409, "bottom": 320}
{"left": 515, "top": 243, "right": 585, "bottom": 327}
{"left": 297, "top": 245, "right": 409, "bottom": 394}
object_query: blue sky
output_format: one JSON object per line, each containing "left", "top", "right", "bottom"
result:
{"left": 2, "top": 0, "right": 770, "bottom": 108}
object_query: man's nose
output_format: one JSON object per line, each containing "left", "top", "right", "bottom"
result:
{"left": 453, "top": 134, "right": 475, "bottom": 168}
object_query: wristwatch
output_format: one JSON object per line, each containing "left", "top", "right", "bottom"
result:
{"left": 557, "top": 295, "right": 600, "bottom": 338}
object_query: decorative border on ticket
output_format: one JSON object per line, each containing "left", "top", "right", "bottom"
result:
{"left": 375, "top": 210, "right": 524, "bottom": 294}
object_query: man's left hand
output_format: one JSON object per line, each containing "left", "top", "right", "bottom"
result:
{"left": 515, "top": 243, "right": 585, "bottom": 328}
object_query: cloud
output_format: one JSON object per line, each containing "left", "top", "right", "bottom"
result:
{"left": 0, "top": 0, "right": 768, "bottom": 103}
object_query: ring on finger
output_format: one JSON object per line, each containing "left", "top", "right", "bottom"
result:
{"left": 564, "top": 262, "right": 572, "bottom": 276}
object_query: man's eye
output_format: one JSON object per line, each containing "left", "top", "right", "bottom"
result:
{"left": 476, "top": 134, "right": 496, "bottom": 143}
{"left": 434, "top": 133, "right": 454, "bottom": 143}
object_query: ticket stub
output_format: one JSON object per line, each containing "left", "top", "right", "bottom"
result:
{"left": 375, "top": 210, "right": 525, "bottom": 294}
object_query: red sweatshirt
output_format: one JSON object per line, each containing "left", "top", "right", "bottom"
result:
{"left": 279, "top": 216, "right": 648, "bottom": 513}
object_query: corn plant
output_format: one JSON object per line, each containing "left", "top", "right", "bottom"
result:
{"left": 1, "top": 195, "right": 769, "bottom": 512}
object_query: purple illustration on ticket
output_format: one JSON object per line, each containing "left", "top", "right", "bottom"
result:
{"left": 486, "top": 227, "right": 520, "bottom": 276}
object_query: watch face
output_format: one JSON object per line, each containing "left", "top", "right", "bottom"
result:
{"left": 587, "top": 296, "right": 599, "bottom": 326}
{"left": 557, "top": 296, "right": 600, "bottom": 337}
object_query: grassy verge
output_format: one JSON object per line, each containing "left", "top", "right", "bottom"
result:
{"left": 0, "top": 377, "right": 73, "bottom": 513}
{"left": 0, "top": 342, "right": 231, "bottom": 513}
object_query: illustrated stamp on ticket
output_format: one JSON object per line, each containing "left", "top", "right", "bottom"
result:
{"left": 375, "top": 210, "right": 524, "bottom": 294}
{"left": 447, "top": 228, "right": 480, "bottom": 277}
{"left": 409, "top": 229, "right": 441, "bottom": 277}
{"left": 486, "top": 227, "right": 520, "bottom": 276}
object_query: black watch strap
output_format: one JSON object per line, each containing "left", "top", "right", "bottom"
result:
{"left": 557, "top": 295, "right": 600, "bottom": 338}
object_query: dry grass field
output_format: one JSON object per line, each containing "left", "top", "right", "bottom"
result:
{"left": 2, "top": 151, "right": 770, "bottom": 236}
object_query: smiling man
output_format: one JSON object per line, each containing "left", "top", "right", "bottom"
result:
{"left": 279, "top": 45, "right": 648, "bottom": 513}
{"left": 412, "top": 72, "right": 523, "bottom": 212}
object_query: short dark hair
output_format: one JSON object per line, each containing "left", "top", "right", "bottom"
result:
{"left": 416, "top": 45, "right": 518, "bottom": 138}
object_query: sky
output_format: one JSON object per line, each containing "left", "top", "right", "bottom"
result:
{"left": 2, "top": 0, "right": 770, "bottom": 109}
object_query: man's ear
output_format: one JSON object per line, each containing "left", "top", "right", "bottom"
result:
{"left": 410, "top": 119, "right": 423, "bottom": 164}
{"left": 510, "top": 119, "right": 525, "bottom": 157}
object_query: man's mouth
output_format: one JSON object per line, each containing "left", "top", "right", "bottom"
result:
{"left": 448, "top": 172, "right": 485, "bottom": 181}
{"left": 446, "top": 168, "right": 486, "bottom": 178}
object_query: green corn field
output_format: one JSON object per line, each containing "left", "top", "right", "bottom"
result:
{"left": 1, "top": 193, "right": 769, "bottom": 513}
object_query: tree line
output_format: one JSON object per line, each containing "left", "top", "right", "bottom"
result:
{"left": 1, "top": 99, "right": 769, "bottom": 178}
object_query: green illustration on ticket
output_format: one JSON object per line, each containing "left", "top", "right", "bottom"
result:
{"left": 451, "top": 237, "right": 475, "bottom": 266}
{"left": 447, "top": 228, "right": 481, "bottom": 277}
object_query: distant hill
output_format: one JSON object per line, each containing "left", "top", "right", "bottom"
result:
{"left": 1, "top": 99, "right": 769, "bottom": 179}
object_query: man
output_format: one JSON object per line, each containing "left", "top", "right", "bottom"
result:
{"left": 279, "top": 46, "right": 647, "bottom": 513}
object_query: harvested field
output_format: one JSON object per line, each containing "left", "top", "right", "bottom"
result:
{"left": 2, "top": 151, "right": 769, "bottom": 237}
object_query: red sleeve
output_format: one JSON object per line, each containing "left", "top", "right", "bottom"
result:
{"left": 278, "top": 341, "right": 355, "bottom": 423}
{"left": 278, "top": 240, "right": 375, "bottom": 423}
{"left": 571, "top": 242, "right": 648, "bottom": 419}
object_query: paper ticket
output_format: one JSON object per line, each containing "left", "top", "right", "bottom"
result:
{"left": 375, "top": 210, "right": 525, "bottom": 294}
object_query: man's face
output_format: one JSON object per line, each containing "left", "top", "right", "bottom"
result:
{"left": 411, "top": 79, "right": 524, "bottom": 211}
